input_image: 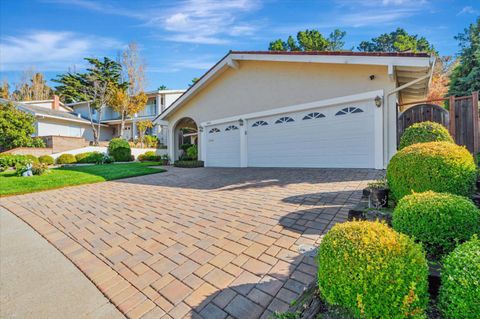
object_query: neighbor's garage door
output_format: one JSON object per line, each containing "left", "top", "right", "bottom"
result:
{"left": 205, "top": 122, "right": 241, "bottom": 167}
{"left": 246, "top": 104, "right": 375, "bottom": 168}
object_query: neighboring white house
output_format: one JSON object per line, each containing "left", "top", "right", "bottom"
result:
{"left": 154, "top": 51, "right": 435, "bottom": 169}
{"left": 4, "top": 96, "right": 113, "bottom": 141}
{"left": 68, "top": 89, "right": 185, "bottom": 144}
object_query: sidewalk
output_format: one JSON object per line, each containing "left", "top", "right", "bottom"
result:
{"left": 0, "top": 208, "right": 124, "bottom": 319}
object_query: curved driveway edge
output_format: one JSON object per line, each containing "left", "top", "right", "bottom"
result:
{"left": 0, "top": 207, "right": 125, "bottom": 319}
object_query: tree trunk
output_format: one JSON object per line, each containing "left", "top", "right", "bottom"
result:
{"left": 120, "top": 111, "right": 125, "bottom": 138}
{"left": 87, "top": 102, "right": 99, "bottom": 145}
{"left": 96, "top": 106, "right": 103, "bottom": 146}
{"left": 140, "top": 132, "right": 144, "bottom": 148}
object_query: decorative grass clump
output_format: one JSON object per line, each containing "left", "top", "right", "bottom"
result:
{"left": 399, "top": 121, "right": 453, "bottom": 150}
{"left": 38, "top": 155, "right": 54, "bottom": 165}
{"left": 317, "top": 221, "right": 428, "bottom": 319}
{"left": 439, "top": 236, "right": 480, "bottom": 319}
{"left": 108, "top": 138, "right": 132, "bottom": 162}
{"left": 55, "top": 153, "right": 76, "bottom": 164}
{"left": 387, "top": 141, "right": 477, "bottom": 200}
{"left": 393, "top": 191, "right": 480, "bottom": 259}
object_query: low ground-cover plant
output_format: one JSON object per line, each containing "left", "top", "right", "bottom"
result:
{"left": 38, "top": 155, "right": 54, "bottom": 165}
{"left": 317, "top": 221, "right": 428, "bottom": 318}
{"left": 399, "top": 121, "right": 453, "bottom": 150}
{"left": 173, "top": 160, "right": 204, "bottom": 168}
{"left": 387, "top": 141, "right": 477, "bottom": 200}
{"left": 75, "top": 152, "right": 104, "bottom": 164}
{"left": 108, "top": 138, "right": 132, "bottom": 162}
{"left": 56, "top": 154, "right": 76, "bottom": 164}
{"left": 393, "top": 191, "right": 480, "bottom": 260}
{"left": 439, "top": 236, "right": 480, "bottom": 319}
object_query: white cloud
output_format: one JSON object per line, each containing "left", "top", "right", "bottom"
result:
{"left": 0, "top": 31, "right": 123, "bottom": 71}
{"left": 49, "top": 0, "right": 262, "bottom": 45}
{"left": 457, "top": 6, "right": 479, "bottom": 15}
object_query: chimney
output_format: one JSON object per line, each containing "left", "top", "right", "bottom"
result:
{"left": 52, "top": 95, "right": 60, "bottom": 110}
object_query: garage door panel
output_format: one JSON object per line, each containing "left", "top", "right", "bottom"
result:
{"left": 247, "top": 104, "right": 375, "bottom": 168}
{"left": 205, "top": 123, "right": 240, "bottom": 167}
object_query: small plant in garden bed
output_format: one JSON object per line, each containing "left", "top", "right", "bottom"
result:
{"left": 173, "top": 160, "right": 204, "bottom": 168}
{"left": 108, "top": 138, "right": 132, "bottom": 162}
{"left": 366, "top": 177, "right": 389, "bottom": 208}
{"left": 56, "top": 153, "right": 76, "bottom": 164}
{"left": 38, "top": 155, "right": 54, "bottom": 165}
{"left": 75, "top": 152, "right": 104, "bottom": 164}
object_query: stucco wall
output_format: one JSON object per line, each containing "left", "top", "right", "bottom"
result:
{"left": 164, "top": 60, "right": 398, "bottom": 164}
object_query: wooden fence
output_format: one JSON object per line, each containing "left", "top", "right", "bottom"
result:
{"left": 398, "top": 91, "right": 479, "bottom": 154}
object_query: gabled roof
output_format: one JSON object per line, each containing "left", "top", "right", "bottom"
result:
{"left": 155, "top": 50, "right": 434, "bottom": 122}
{"left": 1, "top": 98, "right": 94, "bottom": 125}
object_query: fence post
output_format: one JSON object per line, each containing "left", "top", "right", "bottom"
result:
{"left": 449, "top": 95, "right": 456, "bottom": 138}
{"left": 472, "top": 91, "right": 479, "bottom": 154}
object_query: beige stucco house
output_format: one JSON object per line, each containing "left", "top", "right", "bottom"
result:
{"left": 154, "top": 51, "right": 434, "bottom": 169}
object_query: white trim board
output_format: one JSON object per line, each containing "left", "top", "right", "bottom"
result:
{"left": 200, "top": 90, "right": 384, "bottom": 127}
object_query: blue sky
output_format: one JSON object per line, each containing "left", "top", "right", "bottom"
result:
{"left": 0, "top": 0, "right": 478, "bottom": 91}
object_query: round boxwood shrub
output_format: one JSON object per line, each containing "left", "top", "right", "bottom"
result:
{"left": 108, "top": 138, "right": 132, "bottom": 162}
{"left": 317, "top": 221, "right": 428, "bottom": 318}
{"left": 38, "top": 155, "right": 54, "bottom": 165}
{"left": 25, "top": 154, "right": 39, "bottom": 163}
{"left": 56, "top": 154, "right": 76, "bottom": 164}
{"left": 399, "top": 121, "right": 453, "bottom": 150}
{"left": 439, "top": 236, "right": 480, "bottom": 319}
{"left": 393, "top": 191, "right": 480, "bottom": 259}
{"left": 387, "top": 141, "right": 477, "bottom": 200}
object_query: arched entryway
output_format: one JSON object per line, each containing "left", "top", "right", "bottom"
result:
{"left": 173, "top": 117, "right": 198, "bottom": 160}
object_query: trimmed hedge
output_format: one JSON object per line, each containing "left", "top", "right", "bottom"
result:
{"left": 75, "top": 152, "right": 104, "bottom": 164}
{"left": 108, "top": 138, "right": 131, "bottom": 162}
{"left": 439, "top": 236, "right": 480, "bottom": 319}
{"left": 138, "top": 151, "right": 161, "bottom": 162}
{"left": 173, "top": 160, "right": 204, "bottom": 168}
{"left": 387, "top": 141, "right": 477, "bottom": 200}
{"left": 56, "top": 154, "right": 76, "bottom": 164}
{"left": 399, "top": 121, "right": 453, "bottom": 150}
{"left": 317, "top": 221, "right": 428, "bottom": 319}
{"left": 38, "top": 155, "right": 54, "bottom": 165}
{"left": 393, "top": 191, "right": 480, "bottom": 259}
{"left": 25, "top": 154, "right": 39, "bottom": 163}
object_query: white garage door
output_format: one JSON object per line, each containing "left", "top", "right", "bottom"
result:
{"left": 205, "top": 122, "right": 241, "bottom": 167}
{"left": 246, "top": 104, "right": 375, "bottom": 168}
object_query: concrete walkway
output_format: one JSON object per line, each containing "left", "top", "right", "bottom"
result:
{"left": 0, "top": 208, "right": 124, "bottom": 319}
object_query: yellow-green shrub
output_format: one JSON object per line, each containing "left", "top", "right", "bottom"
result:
{"left": 38, "top": 155, "right": 54, "bottom": 165}
{"left": 387, "top": 142, "right": 477, "bottom": 200}
{"left": 399, "top": 121, "right": 453, "bottom": 150}
{"left": 439, "top": 236, "right": 480, "bottom": 319}
{"left": 317, "top": 221, "right": 428, "bottom": 319}
{"left": 393, "top": 191, "right": 480, "bottom": 259}
{"left": 56, "top": 154, "right": 76, "bottom": 164}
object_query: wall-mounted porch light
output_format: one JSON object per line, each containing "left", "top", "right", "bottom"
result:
{"left": 374, "top": 96, "right": 383, "bottom": 108}
{"left": 238, "top": 119, "right": 244, "bottom": 126}
{"left": 198, "top": 126, "right": 204, "bottom": 132}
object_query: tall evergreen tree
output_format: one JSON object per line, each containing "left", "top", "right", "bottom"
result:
{"left": 357, "top": 28, "right": 435, "bottom": 53}
{"left": 448, "top": 18, "right": 480, "bottom": 97}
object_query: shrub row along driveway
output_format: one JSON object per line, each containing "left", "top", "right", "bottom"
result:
{"left": 1, "top": 167, "right": 382, "bottom": 318}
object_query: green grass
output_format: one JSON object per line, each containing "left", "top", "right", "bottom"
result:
{"left": 0, "top": 162, "right": 165, "bottom": 196}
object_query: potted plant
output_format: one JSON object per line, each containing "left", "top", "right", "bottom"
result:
{"left": 367, "top": 178, "right": 389, "bottom": 208}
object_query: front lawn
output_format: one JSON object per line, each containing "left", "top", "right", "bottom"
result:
{"left": 0, "top": 162, "right": 165, "bottom": 196}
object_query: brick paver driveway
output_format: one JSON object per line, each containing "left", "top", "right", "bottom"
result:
{"left": 1, "top": 167, "right": 381, "bottom": 319}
